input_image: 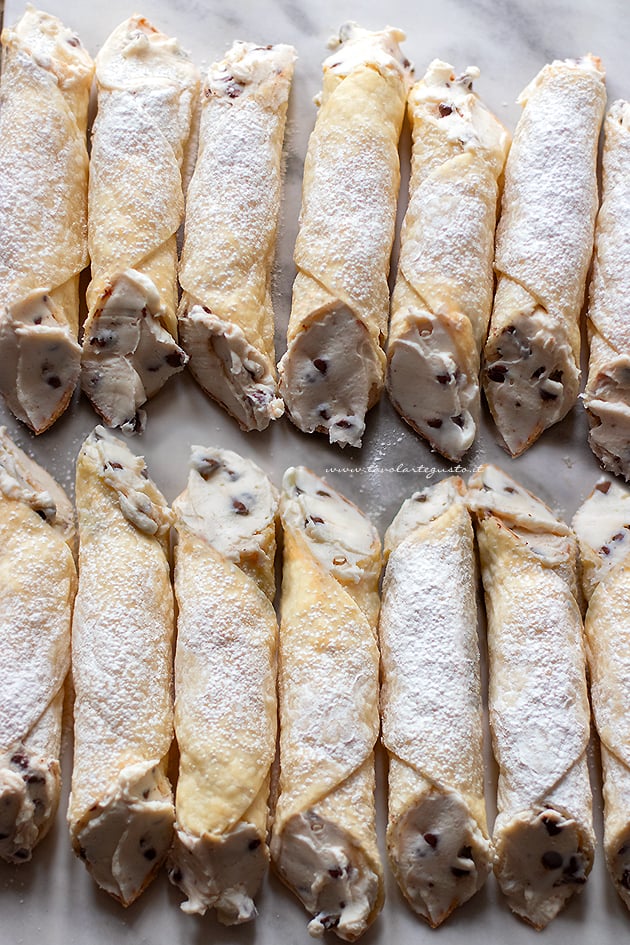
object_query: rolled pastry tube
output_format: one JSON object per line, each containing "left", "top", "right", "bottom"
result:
{"left": 272, "top": 467, "right": 383, "bottom": 940}
{"left": 69, "top": 427, "right": 175, "bottom": 906}
{"left": 583, "top": 102, "right": 630, "bottom": 479}
{"left": 81, "top": 16, "right": 199, "bottom": 432}
{"left": 0, "top": 8, "right": 93, "bottom": 433}
{"left": 278, "top": 24, "right": 410, "bottom": 448}
{"left": 468, "top": 464, "right": 594, "bottom": 929}
{"left": 0, "top": 429, "right": 76, "bottom": 863}
{"left": 387, "top": 61, "right": 510, "bottom": 461}
{"left": 178, "top": 42, "right": 296, "bottom": 431}
{"left": 167, "top": 447, "right": 279, "bottom": 922}
{"left": 573, "top": 479, "right": 630, "bottom": 909}
{"left": 379, "top": 477, "right": 491, "bottom": 926}
{"left": 482, "top": 56, "right": 606, "bottom": 456}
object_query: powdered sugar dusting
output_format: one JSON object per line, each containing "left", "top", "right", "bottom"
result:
{"left": 380, "top": 497, "right": 483, "bottom": 798}
{"left": 494, "top": 56, "right": 605, "bottom": 319}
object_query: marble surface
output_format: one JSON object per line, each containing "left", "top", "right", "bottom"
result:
{"left": 1, "top": 0, "right": 629, "bottom": 943}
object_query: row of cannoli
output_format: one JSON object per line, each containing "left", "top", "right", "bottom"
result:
{"left": 2, "top": 9, "right": 628, "bottom": 475}
{"left": 2, "top": 424, "right": 630, "bottom": 936}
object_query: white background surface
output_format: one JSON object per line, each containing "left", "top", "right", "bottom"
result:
{"left": 1, "top": 0, "right": 629, "bottom": 942}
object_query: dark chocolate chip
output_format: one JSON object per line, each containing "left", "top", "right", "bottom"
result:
{"left": 232, "top": 499, "right": 249, "bottom": 515}
{"left": 329, "top": 867, "right": 343, "bottom": 878}
{"left": 109, "top": 462, "right": 123, "bottom": 470}
{"left": 596, "top": 481, "right": 611, "bottom": 494}
{"left": 504, "top": 486, "right": 516, "bottom": 494}
{"left": 423, "top": 833, "right": 438, "bottom": 849}
{"left": 458, "top": 846, "right": 472, "bottom": 860}
{"left": 427, "top": 418, "right": 443, "bottom": 429}
{"left": 451, "top": 867, "right": 469, "bottom": 877}
{"left": 313, "top": 358, "right": 328, "bottom": 375}
{"left": 33, "top": 316, "right": 42, "bottom": 325}
{"left": 531, "top": 366, "right": 545, "bottom": 379}
{"left": 165, "top": 351, "right": 185, "bottom": 368}
{"left": 452, "top": 414, "right": 465, "bottom": 428}
{"left": 142, "top": 789, "right": 150, "bottom": 799}
{"left": 11, "top": 754, "right": 28, "bottom": 769}
{"left": 67, "top": 35, "right": 80, "bottom": 46}
{"left": 172, "top": 868, "right": 183, "bottom": 883}
{"left": 309, "top": 516, "right": 325, "bottom": 525}
{"left": 541, "top": 851, "right": 563, "bottom": 870}
{"left": 438, "top": 103, "right": 453, "bottom": 117}
{"left": 143, "top": 848, "right": 157, "bottom": 861}
{"left": 316, "top": 490, "right": 331, "bottom": 497}
{"left": 564, "top": 856, "right": 580, "bottom": 876}
{"left": 601, "top": 545, "right": 611, "bottom": 556}
{"left": 36, "top": 509, "right": 47, "bottom": 520}
{"left": 415, "top": 494, "right": 427, "bottom": 502}
{"left": 320, "top": 915, "right": 340, "bottom": 930}
{"left": 248, "top": 838, "right": 261, "bottom": 851}
{"left": 549, "top": 369, "right": 563, "bottom": 382}
{"left": 319, "top": 408, "right": 331, "bottom": 420}
{"left": 336, "top": 419, "right": 352, "bottom": 429}
{"left": 612, "top": 533, "right": 625, "bottom": 541}
{"left": 540, "top": 389, "right": 558, "bottom": 402}
{"left": 197, "top": 458, "right": 219, "bottom": 480}
{"left": 47, "top": 376, "right": 61, "bottom": 389}
{"left": 542, "top": 816, "right": 563, "bottom": 836}
{"left": 436, "top": 373, "right": 452, "bottom": 385}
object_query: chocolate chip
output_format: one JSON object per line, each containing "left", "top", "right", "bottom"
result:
{"left": 458, "top": 846, "right": 472, "bottom": 860}
{"left": 452, "top": 414, "right": 465, "bottom": 428}
{"left": 451, "top": 867, "right": 469, "bottom": 877}
{"left": 226, "top": 82, "right": 243, "bottom": 98}
{"left": 313, "top": 358, "right": 328, "bottom": 375}
{"left": 427, "top": 418, "right": 443, "bottom": 429}
{"left": 622, "top": 870, "right": 630, "bottom": 890}
{"left": 248, "top": 838, "right": 261, "bottom": 851}
{"left": 11, "top": 754, "right": 28, "bottom": 769}
{"left": 309, "top": 516, "right": 325, "bottom": 525}
{"left": 36, "top": 509, "right": 47, "bottom": 520}
{"left": 596, "top": 481, "right": 611, "bottom": 494}
{"left": 165, "top": 351, "right": 185, "bottom": 368}
{"left": 319, "top": 407, "right": 331, "bottom": 420}
{"left": 47, "top": 376, "right": 61, "bottom": 389}
{"left": 531, "top": 366, "right": 545, "bottom": 379}
{"left": 142, "top": 789, "right": 150, "bottom": 799}
{"left": 564, "top": 856, "right": 580, "bottom": 876}
{"left": 541, "top": 851, "right": 563, "bottom": 870}
{"left": 316, "top": 490, "right": 330, "bottom": 497}
{"left": 540, "top": 389, "right": 558, "bottom": 401}
{"left": 232, "top": 499, "right": 249, "bottom": 515}
{"left": 601, "top": 545, "right": 611, "bottom": 556}
{"left": 143, "top": 848, "right": 157, "bottom": 861}
{"left": 197, "top": 458, "right": 219, "bottom": 480}
{"left": 329, "top": 867, "right": 343, "bottom": 878}
{"left": 612, "top": 533, "right": 625, "bottom": 541}
{"left": 504, "top": 486, "right": 516, "bottom": 494}
{"left": 339, "top": 900, "right": 346, "bottom": 909}
{"left": 542, "top": 816, "right": 563, "bottom": 836}
{"left": 415, "top": 494, "right": 427, "bottom": 502}
{"left": 436, "top": 373, "right": 452, "bottom": 384}
{"left": 487, "top": 365, "right": 508, "bottom": 383}
{"left": 13, "top": 849, "right": 29, "bottom": 860}
{"left": 25, "top": 774, "right": 45, "bottom": 785}
{"left": 319, "top": 915, "right": 340, "bottom": 930}
{"left": 90, "top": 331, "right": 116, "bottom": 348}
{"left": 67, "top": 35, "right": 80, "bottom": 47}
{"left": 33, "top": 316, "right": 42, "bottom": 325}
{"left": 172, "top": 868, "right": 183, "bottom": 883}
{"left": 108, "top": 461, "right": 123, "bottom": 470}
{"left": 332, "top": 555, "right": 347, "bottom": 566}
{"left": 549, "top": 369, "right": 563, "bottom": 382}
{"left": 423, "top": 833, "right": 438, "bottom": 849}
{"left": 438, "top": 103, "right": 453, "bottom": 116}
{"left": 336, "top": 419, "right": 352, "bottom": 429}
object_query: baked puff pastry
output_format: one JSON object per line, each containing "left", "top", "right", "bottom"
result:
{"left": 482, "top": 56, "right": 606, "bottom": 456}
{"left": 573, "top": 479, "right": 630, "bottom": 909}
{"left": 81, "top": 16, "right": 199, "bottom": 433}
{"left": 271, "top": 467, "right": 383, "bottom": 940}
{"left": 69, "top": 427, "right": 175, "bottom": 906}
{"left": 379, "top": 477, "right": 491, "bottom": 926}
{"left": 168, "top": 447, "right": 279, "bottom": 923}
{"left": 468, "top": 465, "right": 594, "bottom": 929}
{"left": 387, "top": 61, "right": 510, "bottom": 461}
{"left": 278, "top": 24, "right": 410, "bottom": 448}
{"left": 178, "top": 42, "right": 296, "bottom": 431}
{"left": 0, "top": 428, "right": 76, "bottom": 862}
{"left": 583, "top": 102, "right": 630, "bottom": 479}
{"left": 0, "top": 8, "right": 93, "bottom": 433}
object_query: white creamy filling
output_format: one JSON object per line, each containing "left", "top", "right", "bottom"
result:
{"left": 274, "top": 812, "right": 379, "bottom": 941}
{"left": 0, "top": 751, "right": 58, "bottom": 863}
{"left": 282, "top": 466, "right": 378, "bottom": 583}
{"left": 0, "top": 292, "right": 81, "bottom": 434}
{"left": 175, "top": 445, "right": 276, "bottom": 566}
{"left": 387, "top": 316, "right": 477, "bottom": 460}
{"left": 484, "top": 311, "right": 578, "bottom": 456}
{"left": 207, "top": 41, "right": 296, "bottom": 100}
{"left": 467, "top": 463, "right": 569, "bottom": 534}
{"left": 572, "top": 478, "right": 630, "bottom": 581}
{"left": 83, "top": 426, "right": 173, "bottom": 537}
{"left": 390, "top": 790, "right": 491, "bottom": 927}
{"left": 179, "top": 305, "right": 283, "bottom": 432}
{"left": 74, "top": 761, "right": 174, "bottom": 907}
{"left": 82, "top": 270, "right": 187, "bottom": 430}
{"left": 168, "top": 822, "right": 267, "bottom": 923}
{"left": 323, "top": 22, "right": 408, "bottom": 79}
{"left": 585, "top": 359, "right": 630, "bottom": 478}
{"left": 494, "top": 808, "right": 590, "bottom": 930}
{"left": 384, "top": 478, "right": 463, "bottom": 553}
{"left": 279, "top": 307, "right": 383, "bottom": 448}
{"left": 610, "top": 831, "right": 630, "bottom": 905}
{"left": 0, "top": 438, "right": 56, "bottom": 523}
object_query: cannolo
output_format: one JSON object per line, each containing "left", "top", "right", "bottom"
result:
{"left": 573, "top": 479, "right": 630, "bottom": 909}
{"left": 278, "top": 24, "right": 410, "bottom": 448}
{"left": 0, "top": 8, "right": 93, "bottom": 433}
{"left": 81, "top": 16, "right": 199, "bottom": 432}
{"left": 0, "top": 429, "right": 76, "bottom": 862}
{"left": 379, "top": 477, "right": 491, "bottom": 926}
{"left": 482, "top": 56, "right": 606, "bottom": 456}
{"left": 468, "top": 465, "right": 594, "bottom": 928}
{"left": 69, "top": 427, "right": 175, "bottom": 905}
{"left": 387, "top": 61, "right": 510, "bottom": 461}
{"left": 271, "top": 467, "right": 383, "bottom": 940}
{"left": 167, "top": 447, "right": 279, "bottom": 922}
{"left": 583, "top": 102, "right": 630, "bottom": 479}
{"left": 178, "top": 42, "right": 296, "bottom": 431}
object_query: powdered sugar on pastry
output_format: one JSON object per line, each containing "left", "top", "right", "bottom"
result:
{"left": 0, "top": 8, "right": 92, "bottom": 432}
{"left": 483, "top": 56, "right": 606, "bottom": 456}
{"left": 82, "top": 16, "right": 197, "bottom": 431}
{"left": 178, "top": 42, "right": 295, "bottom": 432}
{"left": 387, "top": 61, "right": 509, "bottom": 460}
{"left": 583, "top": 101, "right": 630, "bottom": 478}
